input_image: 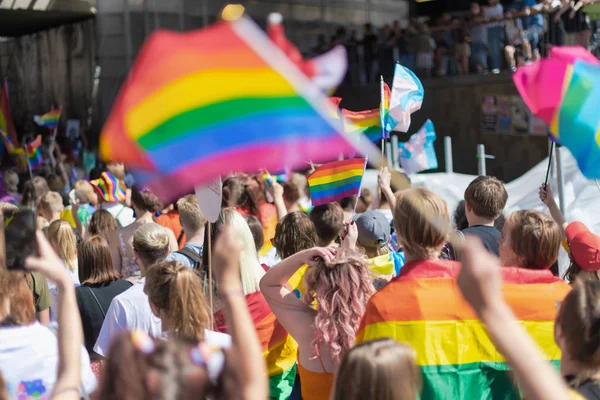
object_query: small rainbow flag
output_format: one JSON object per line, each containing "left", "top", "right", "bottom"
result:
{"left": 26, "top": 135, "right": 43, "bottom": 169}
{"left": 357, "top": 260, "right": 571, "bottom": 399}
{"left": 342, "top": 82, "right": 390, "bottom": 143}
{"left": 99, "top": 15, "right": 369, "bottom": 202}
{"left": 34, "top": 108, "right": 62, "bottom": 129}
{"left": 214, "top": 292, "right": 298, "bottom": 400}
{"left": 90, "top": 171, "right": 126, "bottom": 202}
{"left": 307, "top": 158, "right": 366, "bottom": 206}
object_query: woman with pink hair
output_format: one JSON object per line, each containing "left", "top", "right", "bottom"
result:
{"left": 260, "top": 223, "right": 374, "bottom": 400}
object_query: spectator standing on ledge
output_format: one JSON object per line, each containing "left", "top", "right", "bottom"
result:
{"left": 484, "top": 0, "right": 505, "bottom": 73}
{"left": 511, "top": 0, "right": 544, "bottom": 61}
{"left": 469, "top": 2, "right": 489, "bottom": 73}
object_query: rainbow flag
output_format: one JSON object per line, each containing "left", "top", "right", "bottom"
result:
{"left": 26, "top": 135, "right": 43, "bottom": 169}
{"left": 90, "top": 171, "right": 126, "bottom": 203}
{"left": 0, "top": 81, "right": 17, "bottom": 146}
{"left": 0, "top": 129, "right": 16, "bottom": 154}
{"left": 99, "top": 16, "right": 370, "bottom": 202}
{"left": 34, "top": 108, "right": 62, "bottom": 129}
{"left": 342, "top": 82, "right": 390, "bottom": 143}
{"left": 307, "top": 158, "right": 365, "bottom": 206}
{"left": 214, "top": 292, "right": 298, "bottom": 400}
{"left": 356, "top": 260, "right": 570, "bottom": 399}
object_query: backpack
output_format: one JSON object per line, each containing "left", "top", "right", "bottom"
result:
{"left": 174, "top": 246, "right": 202, "bottom": 270}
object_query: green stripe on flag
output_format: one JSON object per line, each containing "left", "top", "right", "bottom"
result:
{"left": 268, "top": 364, "right": 297, "bottom": 400}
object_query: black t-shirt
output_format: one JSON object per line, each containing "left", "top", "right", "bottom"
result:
{"left": 461, "top": 225, "right": 502, "bottom": 256}
{"left": 566, "top": 376, "right": 600, "bottom": 399}
{"left": 75, "top": 279, "right": 133, "bottom": 359}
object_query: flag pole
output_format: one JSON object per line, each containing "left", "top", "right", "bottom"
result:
{"left": 23, "top": 143, "right": 33, "bottom": 180}
{"left": 380, "top": 75, "right": 386, "bottom": 158}
{"left": 544, "top": 140, "right": 555, "bottom": 187}
{"left": 352, "top": 157, "right": 369, "bottom": 216}
{"left": 207, "top": 222, "right": 214, "bottom": 330}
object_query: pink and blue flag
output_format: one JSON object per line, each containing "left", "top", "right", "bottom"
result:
{"left": 386, "top": 64, "right": 424, "bottom": 133}
{"left": 398, "top": 119, "right": 438, "bottom": 174}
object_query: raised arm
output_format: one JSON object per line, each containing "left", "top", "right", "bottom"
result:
{"left": 266, "top": 180, "right": 288, "bottom": 221}
{"left": 260, "top": 247, "right": 335, "bottom": 343}
{"left": 378, "top": 167, "right": 396, "bottom": 210}
{"left": 213, "top": 226, "right": 268, "bottom": 400}
{"left": 539, "top": 183, "right": 567, "bottom": 236}
{"left": 26, "top": 232, "right": 82, "bottom": 400}
{"left": 458, "top": 238, "right": 571, "bottom": 400}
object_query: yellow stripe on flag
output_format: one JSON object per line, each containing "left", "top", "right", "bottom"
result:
{"left": 126, "top": 68, "right": 297, "bottom": 140}
{"left": 307, "top": 169, "right": 364, "bottom": 186}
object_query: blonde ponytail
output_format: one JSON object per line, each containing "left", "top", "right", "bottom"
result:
{"left": 144, "top": 261, "right": 210, "bottom": 341}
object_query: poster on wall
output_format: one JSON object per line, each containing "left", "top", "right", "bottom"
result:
{"left": 482, "top": 95, "right": 548, "bottom": 136}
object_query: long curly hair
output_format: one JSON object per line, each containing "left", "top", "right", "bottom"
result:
{"left": 303, "top": 248, "right": 375, "bottom": 364}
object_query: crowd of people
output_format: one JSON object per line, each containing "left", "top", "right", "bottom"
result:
{"left": 321, "top": 0, "right": 600, "bottom": 82}
{"left": 0, "top": 134, "right": 600, "bottom": 400}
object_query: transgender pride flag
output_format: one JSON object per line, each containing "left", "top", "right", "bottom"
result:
{"left": 398, "top": 119, "right": 438, "bottom": 174}
{"left": 386, "top": 63, "right": 424, "bottom": 133}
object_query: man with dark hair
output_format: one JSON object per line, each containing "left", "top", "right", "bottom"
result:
{"left": 462, "top": 176, "right": 508, "bottom": 255}
{"left": 309, "top": 204, "right": 344, "bottom": 247}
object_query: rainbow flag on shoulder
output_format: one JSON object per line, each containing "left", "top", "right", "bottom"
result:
{"left": 34, "top": 108, "right": 62, "bottom": 129}
{"left": 214, "top": 292, "right": 298, "bottom": 400}
{"left": 356, "top": 260, "right": 570, "bottom": 399}
{"left": 307, "top": 158, "right": 366, "bottom": 206}
{"left": 99, "top": 12, "right": 378, "bottom": 203}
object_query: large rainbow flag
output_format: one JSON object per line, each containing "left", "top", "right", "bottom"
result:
{"left": 214, "top": 292, "right": 298, "bottom": 400}
{"left": 0, "top": 81, "right": 17, "bottom": 146}
{"left": 356, "top": 260, "right": 570, "bottom": 399}
{"left": 307, "top": 158, "right": 366, "bottom": 206}
{"left": 99, "top": 14, "right": 376, "bottom": 202}
{"left": 513, "top": 47, "right": 600, "bottom": 178}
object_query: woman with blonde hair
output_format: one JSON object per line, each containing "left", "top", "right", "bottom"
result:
{"left": 46, "top": 219, "right": 80, "bottom": 321}
{"left": 204, "top": 208, "right": 299, "bottom": 399}
{"left": 261, "top": 222, "right": 375, "bottom": 400}
{"left": 332, "top": 338, "right": 421, "bottom": 400}
{"left": 144, "top": 261, "right": 230, "bottom": 347}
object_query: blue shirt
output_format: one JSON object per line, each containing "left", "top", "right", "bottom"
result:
{"left": 511, "top": 0, "right": 544, "bottom": 28}
{"left": 164, "top": 243, "right": 203, "bottom": 269}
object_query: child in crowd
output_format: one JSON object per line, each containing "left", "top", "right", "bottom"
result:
{"left": 462, "top": 176, "right": 508, "bottom": 256}
{"left": 309, "top": 203, "right": 344, "bottom": 247}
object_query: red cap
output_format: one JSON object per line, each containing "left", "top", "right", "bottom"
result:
{"left": 566, "top": 222, "right": 600, "bottom": 271}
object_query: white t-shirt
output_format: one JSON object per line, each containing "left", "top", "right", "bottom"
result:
{"left": 48, "top": 266, "right": 80, "bottom": 322}
{"left": 0, "top": 322, "right": 96, "bottom": 398}
{"left": 204, "top": 330, "right": 232, "bottom": 348}
{"left": 102, "top": 202, "right": 135, "bottom": 228}
{"left": 94, "top": 277, "right": 162, "bottom": 357}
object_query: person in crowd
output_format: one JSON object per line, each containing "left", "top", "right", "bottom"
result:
{"left": 21, "top": 176, "right": 49, "bottom": 210}
{"left": 511, "top": 0, "right": 544, "bottom": 61}
{"left": 95, "top": 226, "right": 268, "bottom": 400}
{"left": 90, "top": 171, "right": 135, "bottom": 228}
{"left": 107, "top": 186, "right": 177, "bottom": 280}
{"left": 69, "top": 180, "right": 97, "bottom": 228}
{"left": 541, "top": 0, "right": 566, "bottom": 56}
{"left": 338, "top": 196, "right": 356, "bottom": 223}
{"left": 265, "top": 177, "right": 288, "bottom": 223}
{"left": 414, "top": 23, "right": 436, "bottom": 78}
{"left": 332, "top": 338, "right": 421, "bottom": 400}
{"left": 352, "top": 210, "right": 405, "bottom": 278}
{"left": 362, "top": 23, "right": 379, "bottom": 83}
{"left": 462, "top": 176, "right": 508, "bottom": 256}
{"left": 3, "top": 170, "right": 20, "bottom": 205}
{"left": 484, "top": 0, "right": 505, "bottom": 73}
{"left": 144, "top": 261, "right": 231, "bottom": 346}
{"left": 0, "top": 232, "right": 96, "bottom": 398}
{"left": 355, "top": 188, "right": 373, "bottom": 214}
{"left": 309, "top": 203, "right": 344, "bottom": 247}
{"left": 94, "top": 223, "right": 170, "bottom": 357}
{"left": 261, "top": 225, "right": 375, "bottom": 400}
{"left": 46, "top": 174, "right": 69, "bottom": 207}
{"left": 457, "top": 238, "right": 579, "bottom": 400}
{"left": 504, "top": 10, "right": 529, "bottom": 70}
{"left": 88, "top": 209, "right": 118, "bottom": 242}
{"left": 453, "top": 200, "right": 469, "bottom": 230}
{"left": 202, "top": 208, "right": 297, "bottom": 399}
{"left": 377, "top": 167, "right": 402, "bottom": 224}
{"left": 450, "top": 17, "right": 470, "bottom": 75}
{"left": 540, "top": 183, "right": 600, "bottom": 281}
{"left": 155, "top": 203, "right": 186, "bottom": 249}
{"left": 470, "top": 2, "right": 489, "bottom": 73}
{"left": 164, "top": 195, "right": 206, "bottom": 269}
{"left": 273, "top": 211, "right": 318, "bottom": 265}
{"left": 499, "top": 209, "right": 562, "bottom": 270}
{"left": 39, "top": 191, "right": 65, "bottom": 225}
{"left": 357, "top": 187, "right": 570, "bottom": 398}
{"left": 75, "top": 236, "right": 132, "bottom": 365}
{"left": 245, "top": 215, "right": 264, "bottom": 253}
{"left": 46, "top": 220, "right": 80, "bottom": 321}
{"left": 282, "top": 178, "right": 303, "bottom": 214}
